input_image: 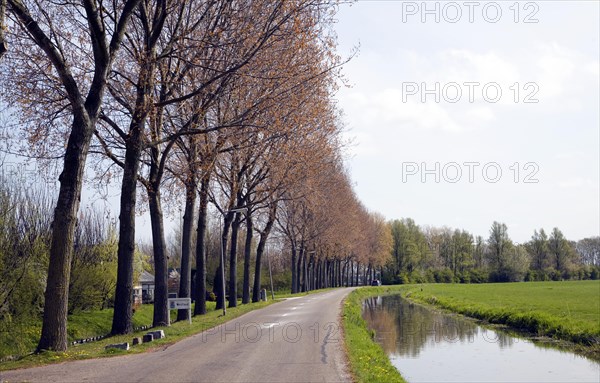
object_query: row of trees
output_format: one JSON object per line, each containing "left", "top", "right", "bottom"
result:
{"left": 0, "top": 0, "right": 394, "bottom": 354}
{"left": 384, "top": 219, "right": 600, "bottom": 284}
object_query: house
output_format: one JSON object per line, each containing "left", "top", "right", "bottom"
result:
{"left": 140, "top": 270, "right": 155, "bottom": 303}
{"left": 135, "top": 269, "right": 180, "bottom": 303}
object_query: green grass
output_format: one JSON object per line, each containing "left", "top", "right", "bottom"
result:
{"left": 404, "top": 281, "right": 600, "bottom": 348}
{"left": 1, "top": 304, "right": 158, "bottom": 361}
{"left": 342, "top": 287, "right": 407, "bottom": 383}
{"left": 68, "top": 304, "right": 155, "bottom": 341}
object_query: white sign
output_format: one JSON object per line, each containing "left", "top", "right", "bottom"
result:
{"left": 168, "top": 298, "right": 191, "bottom": 310}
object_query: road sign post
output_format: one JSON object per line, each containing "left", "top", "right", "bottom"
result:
{"left": 168, "top": 298, "right": 192, "bottom": 324}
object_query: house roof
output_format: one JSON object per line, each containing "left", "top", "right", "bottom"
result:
{"left": 140, "top": 270, "right": 155, "bottom": 283}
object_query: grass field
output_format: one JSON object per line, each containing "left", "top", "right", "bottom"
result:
{"left": 405, "top": 281, "right": 600, "bottom": 347}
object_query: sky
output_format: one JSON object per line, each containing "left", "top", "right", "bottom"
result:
{"left": 333, "top": 0, "right": 600, "bottom": 243}
{"left": 1, "top": 1, "right": 597, "bottom": 245}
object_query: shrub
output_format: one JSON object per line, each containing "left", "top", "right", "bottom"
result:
{"left": 409, "top": 270, "right": 426, "bottom": 284}
{"left": 435, "top": 269, "right": 454, "bottom": 283}
{"left": 398, "top": 272, "right": 410, "bottom": 284}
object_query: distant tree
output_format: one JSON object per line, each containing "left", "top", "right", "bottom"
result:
{"left": 452, "top": 230, "right": 474, "bottom": 276}
{"left": 486, "top": 221, "right": 512, "bottom": 270}
{"left": 473, "top": 235, "right": 486, "bottom": 269}
{"left": 526, "top": 229, "right": 549, "bottom": 271}
{"left": 389, "top": 219, "right": 429, "bottom": 275}
{"left": 548, "top": 227, "right": 575, "bottom": 276}
{"left": 576, "top": 237, "right": 600, "bottom": 266}
{"left": 504, "top": 244, "right": 530, "bottom": 282}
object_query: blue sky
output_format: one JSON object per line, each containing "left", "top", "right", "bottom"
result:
{"left": 334, "top": 0, "right": 599, "bottom": 242}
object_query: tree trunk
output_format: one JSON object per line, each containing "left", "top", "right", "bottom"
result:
{"left": 296, "top": 246, "right": 304, "bottom": 292}
{"left": 310, "top": 256, "right": 316, "bottom": 290}
{"left": 241, "top": 214, "right": 253, "bottom": 304}
{"left": 251, "top": 235, "right": 265, "bottom": 303}
{"left": 252, "top": 204, "right": 276, "bottom": 303}
{"left": 0, "top": 0, "right": 7, "bottom": 60}
{"left": 216, "top": 213, "right": 233, "bottom": 310}
{"left": 318, "top": 260, "right": 323, "bottom": 289}
{"left": 302, "top": 252, "right": 308, "bottom": 292}
{"left": 319, "top": 260, "right": 323, "bottom": 289}
{"left": 177, "top": 179, "right": 196, "bottom": 321}
{"left": 193, "top": 174, "right": 209, "bottom": 315}
{"left": 332, "top": 260, "right": 337, "bottom": 287}
{"left": 332, "top": 260, "right": 336, "bottom": 287}
{"left": 291, "top": 244, "right": 298, "bottom": 294}
{"left": 148, "top": 188, "right": 169, "bottom": 327}
{"left": 228, "top": 213, "right": 241, "bottom": 307}
{"left": 111, "top": 17, "right": 162, "bottom": 329}
{"left": 111, "top": 128, "right": 144, "bottom": 335}
{"left": 37, "top": 115, "right": 93, "bottom": 351}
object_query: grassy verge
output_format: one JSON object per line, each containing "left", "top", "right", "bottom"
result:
{"left": 404, "top": 281, "right": 600, "bottom": 350}
{"left": 0, "top": 304, "right": 156, "bottom": 361}
{"left": 67, "top": 304, "right": 155, "bottom": 341}
{"left": 342, "top": 286, "right": 408, "bottom": 383}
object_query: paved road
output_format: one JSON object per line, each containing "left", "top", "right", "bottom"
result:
{"left": 1, "top": 288, "right": 354, "bottom": 383}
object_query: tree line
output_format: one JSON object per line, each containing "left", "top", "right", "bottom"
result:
{"left": 0, "top": 0, "right": 393, "bottom": 353}
{"left": 383, "top": 218, "right": 600, "bottom": 284}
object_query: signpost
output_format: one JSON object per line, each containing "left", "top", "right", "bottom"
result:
{"left": 168, "top": 298, "right": 192, "bottom": 324}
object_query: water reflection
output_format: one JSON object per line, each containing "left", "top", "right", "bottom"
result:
{"left": 362, "top": 295, "right": 600, "bottom": 383}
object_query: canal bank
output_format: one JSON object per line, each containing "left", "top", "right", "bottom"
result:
{"left": 363, "top": 294, "right": 599, "bottom": 383}
{"left": 342, "top": 283, "right": 600, "bottom": 383}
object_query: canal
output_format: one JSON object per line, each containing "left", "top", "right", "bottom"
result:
{"left": 362, "top": 295, "right": 600, "bottom": 383}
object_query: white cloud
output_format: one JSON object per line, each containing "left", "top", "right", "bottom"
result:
{"left": 536, "top": 43, "right": 576, "bottom": 98}
{"left": 463, "top": 106, "right": 495, "bottom": 124}
{"left": 440, "top": 49, "right": 520, "bottom": 85}
{"left": 334, "top": 1, "right": 599, "bottom": 241}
